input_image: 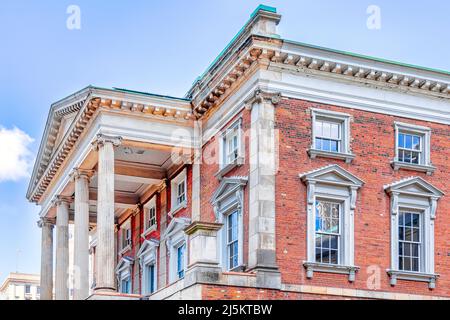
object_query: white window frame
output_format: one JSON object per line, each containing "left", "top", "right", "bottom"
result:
{"left": 142, "top": 196, "right": 157, "bottom": 237}
{"left": 211, "top": 177, "right": 247, "bottom": 272}
{"left": 170, "top": 169, "right": 187, "bottom": 216}
{"left": 309, "top": 108, "right": 355, "bottom": 163}
{"left": 216, "top": 118, "right": 244, "bottom": 180}
{"left": 164, "top": 217, "right": 190, "bottom": 283}
{"left": 314, "top": 199, "right": 343, "bottom": 265}
{"left": 385, "top": 177, "right": 443, "bottom": 289}
{"left": 392, "top": 122, "right": 435, "bottom": 175}
{"left": 119, "top": 219, "right": 132, "bottom": 254}
{"left": 300, "top": 165, "right": 363, "bottom": 282}
{"left": 115, "top": 257, "right": 134, "bottom": 294}
{"left": 137, "top": 239, "right": 159, "bottom": 295}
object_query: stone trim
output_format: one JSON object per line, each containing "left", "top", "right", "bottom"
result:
{"left": 387, "top": 270, "right": 439, "bottom": 289}
{"left": 308, "top": 149, "right": 356, "bottom": 163}
{"left": 304, "top": 262, "right": 360, "bottom": 282}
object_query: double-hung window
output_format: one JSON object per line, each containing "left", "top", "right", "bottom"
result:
{"left": 121, "top": 277, "right": 131, "bottom": 294}
{"left": 120, "top": 221, "right": 132, "bottom": 251}
{"left": 315, "top": 120, "right": 341, "bottom": 153}
{"left": 315, "top": 200, "right": 341, "bottom": 265}
{"left": 177, "top": 181, "right": 186, "bottom": 206}
{"left": 385, "top": 177, "right": 443, "bottom": 289}
{"left": 309, "top": 109, "right": 354, "bottom": 163}
{"left": 301, "top": 165, "right": 363, "bottom": 282}
{"left": 398, "top": 211, "right": 422, "bottom": 272}
{"left": 176, "top": 243, "right": 186, "bottom": 279}
{"left": 145, "top": 264, "right": 156, "bottom": 294}
{"left": 143, "top": 197, "right": 157, "bottom": 235}
{"left": 170, "top": 169, "right": 187, "bottom": 215}
{"left": 216, "top": 119, "right": 243, "bottom": 179}
{"left": 393, "top": 122, "right": 434, "bottom": 174}
{"left": 227, "top": 211, "right": 239, "bottom": 270}
{"left": 397, "top": 132, "right": 422, "bottom": 165}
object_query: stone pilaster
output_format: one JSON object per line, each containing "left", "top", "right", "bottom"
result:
{"left": 191, "top": 120, "right": 202, "bottom": 222}
{"left": 184, "top": 222, "right": 223, "bottom": 286}
{"left": 71, "top": 168, "right": 94, "bottom": 300}
{"left": 158, "top": 181, "right": 168, "bottom": 288}
{"left": 92, "top": 134, "right": 122, "bottom": 292}
{"left": 246, "top": 89, "right": 281, "bottom": 288}
{"left": 54, "top": 196, "right": 71, "bottom": 300}
{"left": 38, "top": 217, "right": 55, "bottom": 300}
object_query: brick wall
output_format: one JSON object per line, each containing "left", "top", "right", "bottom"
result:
{"left": 275, "top": 97, "right": 449, "bottom": 297}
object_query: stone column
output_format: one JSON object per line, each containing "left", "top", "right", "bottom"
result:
{"left": 92, "top": 134, "right": 122, "bottom": 292}
{"left": 54, "top": 196, "right": 71, "bottom": 300}
{"left": 38, "top": 217, "right": 54, "bottom": 300}
{"left": 71, "top": 169, "right": 93, "bottom": 300}
{"left": 246, "top": 90, "right": 281, "bottom": 289}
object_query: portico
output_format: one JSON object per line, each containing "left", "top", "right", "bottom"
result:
{"left": 28, "top": 87, "right": 195, "bottom": 300}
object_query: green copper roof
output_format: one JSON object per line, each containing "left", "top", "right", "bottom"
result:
{"left": 192, "top": 4, "right": 279, "bottom": 87}
{"left": 250, "top": 4, "right": 277, "bottom": 18}
{"left": 109, "top": 87, "right": 190, "bottom": 101}
{"left": 284, "top": 39, "right": 450, "bottom": 77}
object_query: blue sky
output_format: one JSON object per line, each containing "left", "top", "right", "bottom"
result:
{"left": 0, "top": 0, "right": 449, "bottom": 282}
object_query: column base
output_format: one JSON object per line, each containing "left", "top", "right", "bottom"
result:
{"left": 87, "top": 292, "right": 141, "bottom": 300}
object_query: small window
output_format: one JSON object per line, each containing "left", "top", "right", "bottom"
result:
{"left": 36, "top": 287, "right": 40, "bottom": 295}
{"left": 393, "top": 122, "right": 434, "bottom": 174}
{"left": 170, "top": 169, "right": 187, "bottom": 213}
{"left": 121, "top": 223, "right": 132, "bottom": 250}
{"left": 177, "top": 181, "right": 186, "bottom": 206}
{"left": 25, "top": 285, "right": 31, "bottom": 294}
{"left": 224, "top": 127, "right": 240, "bottom": 165}
{"left": 315, "top": 200, "right": 341, "bottom": 265}
{"left": 144, "top": 197, "right": 157, "bottom": 232}
{"left": 120, "top": 277, "right": 131, "bottom": 294}
{"left": 177, "top": 243, "right": 186, "bottom": 279}
{"left": 315, "top": 120, "right": 341, "bottom": 153}
{"left": 227, "top": 211, "right": 239, "bottom": 270}
{"left": 398, "top": 211, "right": 422, "bottom": 272}
{"left": 398, "top": 132, "right": 422, "bottom": 165}
{"left": 145, "top": 264, "right": 156, "bottom": 294}
{"left": 309, "top": 109, "right": 354, "bottom": 163}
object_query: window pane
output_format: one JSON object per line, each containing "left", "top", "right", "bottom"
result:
{"left": 330, "top": 140, "right": 338, "bottom": 152}
{"left": 315, "top": 121, "right": 323, "bottom": 137}
{"left": 330, "top": 123, "right": 340, "bottom": 139}
{"left": 405, "top": 134, "right": 412, "bottom": 149}
{"left": 323, "top": 122, "right": 331, "bottom": 137}
{"left": 398, "top": 133, "right": 405, "bottom": 148}
{"left": 413, "top": 136, "right": 421, "bottom": 150}
{"left": 412, "top": 258, "right": 419, "bottom": 272}
{"left": 322, "top": 139, "right": 330, "bottom": 151}
{"left": 315, "top": 138, "right": 322, "bottom": 150}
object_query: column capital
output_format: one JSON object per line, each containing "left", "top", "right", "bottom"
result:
{"left": 52, "top": 195, "right": 73, "bottom": 207}
{"left": 70, "top": 168, "right": 95, "bottom": 182}
{"left": 37, "top": 217, "right": 55, "bottom": 229}
{"left": 91, "top": 134, "right": 123, "bottom": 151}
{"left": 244, "top": 89, "right": 282, "bottom": 110}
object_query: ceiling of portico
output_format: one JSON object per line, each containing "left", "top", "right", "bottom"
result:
{"left": 115, "top": 146, "right": 172, "bottom": 168}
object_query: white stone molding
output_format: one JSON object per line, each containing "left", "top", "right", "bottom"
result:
{"left": 211, "top": 177, "right": 248, "bottom": 271}
{"left": 300, "top": 164, "right": 364, "bottom": 282}
{"left": 162, "top": 217, "right": 191, "bottom": 283}
{"left": 384, "top": 177, "right": 444, "bottom": 289}
{"left": 115, "top": 256, "right": 134, "bottom": 293}
{"left": 137, "top": 239, "right": 159, "bottom": 295}
{"left": 392, "top": 122, "right": 435, "bottom": 175}
{"left": 308, "top": 108, "right": 355, "bottom": 163}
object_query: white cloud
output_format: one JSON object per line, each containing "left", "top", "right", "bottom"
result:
{"left": 0, "top": 126, "right": 34, "bottom": 182}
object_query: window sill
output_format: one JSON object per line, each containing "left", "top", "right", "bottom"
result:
{"left": 391, "top": 161, "right": 436, "bottom": 175}
{"left": 119, "top": 245, "right": 132, "bottom": 256}
{"left": 387, "top": 270, "right": 439, "bottom": 289}
{"left": 304, "top": 262, "right": 360, "bottom": 282}
{"left": 215, "top": 157, "right": 244, "bottom": 180}
{"left": 308, "top": 149, "right": 355, "bottom": 164}
{"left": 141, "top": 225, "right": 157, "bottom": 239}
{"left": 168, "top": 201, "right": 188, "bottom": 218}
